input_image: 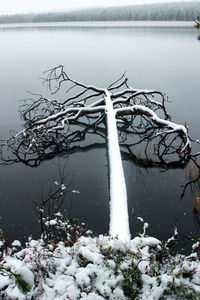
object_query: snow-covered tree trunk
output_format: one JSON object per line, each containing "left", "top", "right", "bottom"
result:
{"left": 105, "top": 90, "right": 130, "bottom": 242}
{"left": 2, "top": 66, "right": 197, "bottom": 243}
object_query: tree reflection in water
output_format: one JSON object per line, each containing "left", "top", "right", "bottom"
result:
{"left": 1, "top": 66, "right": 200, "bottom": 240}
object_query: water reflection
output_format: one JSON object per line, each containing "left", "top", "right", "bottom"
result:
{"left": 0, "top": 22, "right": 200, "bottom": 251}
{"left": 1, "top": 65, "right": 200, "bottom": 252}
{"left": 0, "top": 21, "right": 194, "bottom": 31}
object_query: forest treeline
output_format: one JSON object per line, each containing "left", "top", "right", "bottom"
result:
{"left": 0, "top": 1, "right": 200, "bottom": 23}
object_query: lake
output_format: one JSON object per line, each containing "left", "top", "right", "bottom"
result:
{"left": 0, "top": 21, "right": 200, "bottom": 251}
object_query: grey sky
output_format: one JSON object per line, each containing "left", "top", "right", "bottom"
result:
{"left": 0, "top": 0, "right": 197, "bottom": 15}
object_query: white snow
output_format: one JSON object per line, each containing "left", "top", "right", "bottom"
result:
{"left": 45, "top": 219, "right": 57, "bottom": 226}
{"left": 36, "top": 105, "right": 105, "bottom": 128}
{"left": 105, "top": 89, "right": 130, "bottom": 242}
{"left": 165, "top": 226, "right": 178, "bottom": 246}
{"left": 3, "top": 257, "right": 34, "bottom": 291}
{"left": 12, "top": 240, "right": 21, "bottom": 247}
{"left": 116, "top": 104, "right": 191, "bottom": 155}
{"left": 137, "top": 217, "right": 144, "bottom": 222}
{"left": 61, "top": 184, "right": 66, "bottom": 191}
{"left": 72, "top": 190, "right": 80, "bottom": 194}
{"left": 1, "top": 233, "right": 200, "bottom": 299}
{"left": 0, "top": 275, "right": 12, "bottom": 290}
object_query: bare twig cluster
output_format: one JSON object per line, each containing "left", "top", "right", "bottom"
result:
{"left": 1, "top": 65, "right": 200, "bottom": 235}
{"left": 0, "top": 65, "right": 195, "bottom": 167}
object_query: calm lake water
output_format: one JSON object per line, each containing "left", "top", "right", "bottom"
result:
{"left": 0, "top": 21, "right": 200, "bottom": 251}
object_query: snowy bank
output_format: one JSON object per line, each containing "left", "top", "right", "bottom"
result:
{"left": 0, "top": 233, "right": 200, "bottom": 300}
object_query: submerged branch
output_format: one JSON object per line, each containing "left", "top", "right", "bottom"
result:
{"left": 1, "top": 66, "right": 197, "bottom": 168}
{"left": 1, "top": 66, "right": 200, "bottom": 239}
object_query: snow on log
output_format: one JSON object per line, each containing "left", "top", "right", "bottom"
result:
{"left": 105, "top": 90, "right": 130, "bottom": 242}
{"left": 1, "top": 66, "right": 198, "bottom": 242}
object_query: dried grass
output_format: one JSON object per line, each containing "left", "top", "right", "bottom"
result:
{"left": 193, "top": 193, "right": 200, "bottom": 213}
{"left": 188, "top": 162, "right": 200, "bottom": 180}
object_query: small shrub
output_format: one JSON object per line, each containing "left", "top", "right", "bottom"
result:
{"left": 122, "top": 264, "right": 142, "bottom": 299}
{"left": 13, "top": 273, "right": 32, "bottom": 294}
{"left": 77, "top": 253, "right": 90, "bottom": 268}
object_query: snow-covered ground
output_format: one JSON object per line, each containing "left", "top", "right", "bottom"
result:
{"left": 1, "top": 228, "right": 200, "bottom": 299}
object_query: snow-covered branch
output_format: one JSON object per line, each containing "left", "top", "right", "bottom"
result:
{"left": 116, "top": 104, "right": 191, "bottom": 156}
{"left": 1, "top": 66, "right": 199, "bottom": 241}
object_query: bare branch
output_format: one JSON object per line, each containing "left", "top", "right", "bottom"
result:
{"left": 1, "top": 66, "right": 200, "bottom": 238}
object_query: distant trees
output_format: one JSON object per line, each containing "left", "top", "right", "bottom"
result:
{"left": 0, "top": 2, "right": 200, "bottom": 23}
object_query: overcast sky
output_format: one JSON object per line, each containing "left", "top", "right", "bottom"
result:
{"left": 0, "top": 0, "right": 197, "bottom": 15}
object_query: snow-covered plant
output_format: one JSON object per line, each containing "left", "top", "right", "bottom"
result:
{"left": 40, "top": 210, "right": 93, "bottom": 247}
{"left": 36, "top": 166, "right": 93, "bottom": 246}
{"left": 0, "top": 227, "right": 200, "bottom": 299}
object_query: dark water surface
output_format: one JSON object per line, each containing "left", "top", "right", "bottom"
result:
{"left": 0, "top": 21, "right": 200, "bottom": 250}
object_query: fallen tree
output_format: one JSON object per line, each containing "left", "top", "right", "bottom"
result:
{"left": 1, "top": 66, "right": 199, "bottom": 242}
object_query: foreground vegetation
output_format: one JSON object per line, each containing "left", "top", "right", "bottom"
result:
{"left": 0, "top": 1, "right": 200, "bottom": 23}
{"left": 0, "top": 217, "right": 200, "bottom": 300}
